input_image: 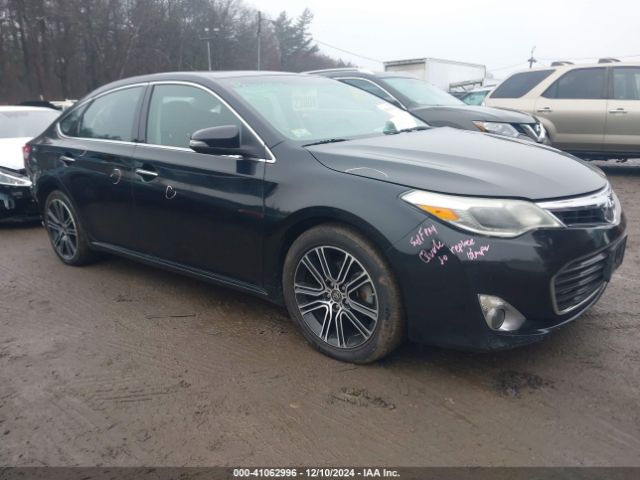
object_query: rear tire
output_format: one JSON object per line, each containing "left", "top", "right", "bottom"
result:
{"left": 283, "top": 224, "right": 405, "bottom": 363}
{"left": 44, "top": 190, "right": 95, "bottom": 266}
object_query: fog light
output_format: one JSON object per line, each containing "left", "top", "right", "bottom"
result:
{"left": 486, "top": 307, "right": 506, "bottom": 330}
{"left": 478, "top": 295, "right": 525, "bottom": 332}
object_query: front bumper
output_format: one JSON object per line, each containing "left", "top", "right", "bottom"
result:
{"left": 388, "top": 214, "right": 627, "bottom": 351}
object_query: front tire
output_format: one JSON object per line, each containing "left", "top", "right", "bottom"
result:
{"left": 44, "top": 190, "right": 95, "bottom": 266}
{"left": 283, "top": 224, "right": 405, "bottom": 363}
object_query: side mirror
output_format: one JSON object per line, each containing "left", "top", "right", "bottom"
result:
{"left": 189, "top": 124, "right": 265, "bottom": 159}
{"left": 189, "top": 125, "right": 241, "bottom": 155}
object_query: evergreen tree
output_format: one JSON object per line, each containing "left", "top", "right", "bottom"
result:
{"left": 273, "top": 8, "right": 319, "bottom": 71}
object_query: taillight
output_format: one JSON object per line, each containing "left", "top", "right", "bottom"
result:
{"left": 23, "top": 144, "right": 31, "bottom": 169}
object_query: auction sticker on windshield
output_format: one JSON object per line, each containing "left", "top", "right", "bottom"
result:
{"left": 292, "top": 88, "right": 319, "bottom": 111}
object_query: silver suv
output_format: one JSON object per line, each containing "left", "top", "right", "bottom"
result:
{"left": 485, "top": 62, "right": 640, "bottom": 160}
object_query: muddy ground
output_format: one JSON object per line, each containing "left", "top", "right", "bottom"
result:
{"left": 1, "top": 161, "right": 639, "bottom": 467}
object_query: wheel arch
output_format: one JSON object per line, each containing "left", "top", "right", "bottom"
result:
{"left": 34, "top": 176, "right": 66, "bottom": 213}
{"left": 266, "top": 207, "right": 395, "bottom": 303}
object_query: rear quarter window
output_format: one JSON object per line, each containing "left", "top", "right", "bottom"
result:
{"left": 59, "top": 106, "right": 85, "bottom": 136}
{"left": 491, "top": 70, "right": 555, "bottom": 99}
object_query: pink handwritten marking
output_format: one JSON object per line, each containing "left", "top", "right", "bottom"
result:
{"left": 466, "top": 244, "right": 491, "bottom": 260}
{"left": 409, "top": 224, "right": 438, "bottom": 248}
{"left": 450, "top": 238, "right": 475, "bottom": 254}
{"left": 418, "top": 239, "right": 446, "bottom": 264}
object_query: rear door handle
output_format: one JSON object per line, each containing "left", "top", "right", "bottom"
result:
{"left": 536, "top": 107, "right": 553, "bottom": 113}
{"left": 608, "top": 108, "right": 627, "bottom": 114}
{"left": 135, "top": 168, "right": 159, "bottom": 181}
{"left": 59, "top": 154, "right": 75, "bottom": 165}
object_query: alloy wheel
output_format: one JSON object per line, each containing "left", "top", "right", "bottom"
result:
{"left": 46, "top": 199, "right": 78, "bottom": 261}
{"left": 293, "top": 246, "right": 379, "bottom": 349}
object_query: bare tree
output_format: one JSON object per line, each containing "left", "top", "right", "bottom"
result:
{"left": 0, "top": 0, "right": 351, "bottom": 103}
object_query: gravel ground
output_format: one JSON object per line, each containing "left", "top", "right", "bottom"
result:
{"left": 1, "top": 160, "right": 639, "bottom": 467}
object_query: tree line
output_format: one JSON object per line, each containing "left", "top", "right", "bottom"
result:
{"left": 0, "top": 0, "right": 351, "bottom": 103}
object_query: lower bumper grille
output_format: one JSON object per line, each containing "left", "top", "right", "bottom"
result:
{"left": 552, "top": 251, "right": 607, "bottom": 314}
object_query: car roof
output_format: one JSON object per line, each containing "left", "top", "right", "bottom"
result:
{"left": 0, "top": 105, "right": 59, "bottom": 113}
{"left": 304, "top": 68, "right": 413, "bottom": 80}
{"left": 518, "top": 61, "right": 640, "bottom": 75}
{"left": 82, "top": 70, "right": 313, "bottom": 100}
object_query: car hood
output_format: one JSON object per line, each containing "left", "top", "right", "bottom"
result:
{"left": 410, "top": 105, "right": 535, "bottom": 124}
{"left": 0, "top": 137, "right": 30, "bottom": 171}
{"left": 305, "top": 128, "right": 607, "bottom": 200}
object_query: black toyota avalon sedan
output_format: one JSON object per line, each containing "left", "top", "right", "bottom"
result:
{"left": 25, "top": 71, "right": 626, "bottom": 363}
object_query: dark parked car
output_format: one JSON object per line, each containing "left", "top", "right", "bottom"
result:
{"left": 307, "top": 68, "right": 548, "bottom": 144}
{"left": 1, "top": 106, "right": 60, "bottom": 221}
{"left": 26, "top": 72, "right": 626, "bottom": 363}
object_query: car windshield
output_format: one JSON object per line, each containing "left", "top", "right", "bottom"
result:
{"left": 226, "top": 75, "right": 425, "bottom": 143}
{"left": 0, "top": 109, "right": 59, "bottom": 138}
{"left": 462, "top": 90, "right": 490, "bottom": 106}
{"left": 381, "top": 77, "right": 464, "bottom": 107}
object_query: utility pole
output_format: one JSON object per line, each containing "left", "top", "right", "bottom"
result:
{"left": 528, "top": 46, "right": 537, "bottom": 69}
{"left": 257, "top": 11, "right": 262, "bottom": 70}
{"left": 200, "top": 28, "right": 214, "bottom": 71}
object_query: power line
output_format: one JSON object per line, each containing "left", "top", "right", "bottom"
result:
{"left": 314, "top": 39, "right": 383, "bottom": 64}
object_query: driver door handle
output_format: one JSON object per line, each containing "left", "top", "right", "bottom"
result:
{"left": 59, "top": 154, "right": 75, "bottom": 165}
{"left": 135, "top": 168, "right": 159, "bottom": 181}
{"left": 536, "top": 107, "right": 553, "bottom": 113}
{"left": 608, "top": 108, "right": 627, "bottom": 114}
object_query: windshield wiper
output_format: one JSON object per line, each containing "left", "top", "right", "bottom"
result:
{"left": 303, "top": 138, "right": 348, "bottom": 147}
{"left": 384, "top": 126, "right": 430, "bottom": 135}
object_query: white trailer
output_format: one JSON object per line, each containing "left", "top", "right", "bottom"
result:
{"left": 383, "top": 57, "right": 487, "bottom": 92}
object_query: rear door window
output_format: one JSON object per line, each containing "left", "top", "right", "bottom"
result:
{"left": 612, "top": 67, "right": 640, "bottom": 100}
{"left": 59, "top": 105, "right": 86, "bottom": 137}
{"left": 490, "top": 70, "right": 555, "bottom": 98}
{"left": 542, "top": 68, "right": 606, "bottom": 99}
{"left": 79, "top": 87, "right": 144, "bottom": 141}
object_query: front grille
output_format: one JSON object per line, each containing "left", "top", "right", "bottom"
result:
{"left": 553, "top": 251, "right": 607, "bottom": 314}
{"left": 551, "top": 207, "right": 607, "bottom": 226}
{"left": 538, "top": 186, "right": 619, "bottom": 227}
{"left": 516, "top": 122, "right": 544, "bottom": 142}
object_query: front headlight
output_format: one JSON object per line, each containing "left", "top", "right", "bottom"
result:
{"left": 0, "top": 170, "right": 32, "bottom": 187}
{"left": 401, "top": 190, "right": 564, "bottom": 238}
{"left": 473, "top": 121, "right": 520, "bottom": 138}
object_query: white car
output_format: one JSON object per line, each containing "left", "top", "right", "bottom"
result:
{"left": 0, "top": 106, "right": 60, "bottom": 221}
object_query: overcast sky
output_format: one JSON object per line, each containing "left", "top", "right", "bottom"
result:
{"left": 258, "top": 0, "right": 640, "bottom": 79}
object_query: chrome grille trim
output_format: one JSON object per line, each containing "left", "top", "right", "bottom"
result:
{"left": 537, "top": 185, "right": 620, "bottom": 227}
{"left": 520, "top": 122, "right": 546, "bottom": 143}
